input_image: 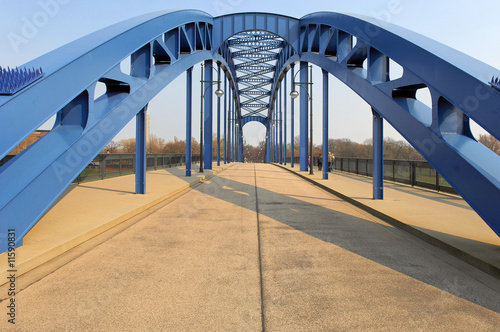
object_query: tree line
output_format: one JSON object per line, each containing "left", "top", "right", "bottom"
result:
{"left": 102, "top": 134, "right": 223, "bottom": 155}
{"left": 102, "top": 133, "right": 500, "bottom": 163}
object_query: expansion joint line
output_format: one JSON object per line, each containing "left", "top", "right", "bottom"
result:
{"left": 253, "top": 164, "right": 266, "bottom": 332}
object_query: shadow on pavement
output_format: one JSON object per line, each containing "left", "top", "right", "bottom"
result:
{"left": 193, "top": 165, "right": 500, "bottom": 313}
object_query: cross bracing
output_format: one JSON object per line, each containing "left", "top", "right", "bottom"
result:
{"left": 228, "top": 30, "right": 286, "bottom": 120}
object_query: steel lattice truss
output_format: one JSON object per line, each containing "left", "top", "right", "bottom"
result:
{"left": 228, "top": 31, "right": 284, "bottom": 118}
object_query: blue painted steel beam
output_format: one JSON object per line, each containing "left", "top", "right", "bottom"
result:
{"left": 299, "top": 61, "right": 309, "bottom": 171}
{"left": 279, "top": 84, "right": 283, "bottom": 164}
{"left": 135, "top": 107, "right": 146, "bottom": 194}
{"left": 266, "top": 126, "right": 271, "bottom": 163}
{"left": 284, "top": 73, "right": 288, "bottom": 165}
{"left": 186, "top": 67, "right": 193, "bottom": 177}
{"left": 227, "top": 88, "right": 232, "bottom": 163}
{"left": 323, "top": 70, "right": 329, "bottom": 180}
{"left": 290, "top": 64, "right": 295, "bottom": 168}
{"left": 238, "top": 123, "right": 244, "bottom": 162}
{"left": 204, "top": 60, "right": 213, "bottom": 170}
{"left": 373, "top": 109, "right": 384, "bottom": 199}
{"left": 217, "top": 64, "right": 221, "bottom": 166}
{"left": 223, "top": 72, "right": 227, "bottom": 164}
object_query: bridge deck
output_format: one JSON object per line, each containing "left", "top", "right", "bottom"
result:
{"left": 0, "top": 163, "right": 499, "bottom": 330}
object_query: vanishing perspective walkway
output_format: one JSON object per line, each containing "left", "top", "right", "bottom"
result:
{"left": 1, "top": 164, "right": 498, "bottom": 330}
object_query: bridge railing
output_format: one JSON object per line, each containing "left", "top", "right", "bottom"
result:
{"left": 287, "top": 156, "right": 457, "bottom": 195}
{"left": 70, "top": 153, "right": 207, "bottom": 184}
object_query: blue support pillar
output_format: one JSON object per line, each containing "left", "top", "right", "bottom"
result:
{"left": 373, "top": 108, "right": 384, "bottom": 199}
{"left": 227, "top": 89, "right": 232, "bottom": 164}
{"left": 275, "top": 102, "right": 279, "bottom": 163}
{"left": 235, "top": 122, "right": 239, "bottom": 162}
{"left": 290, "top": 64, "right": 295, "bottom": 168}
{"left": 135, "top": 107, "right": 146, "bottom": 194}
{"left": 273, "top": 117, "right": 276, "bottom": 162}
{"left": 266, "top": 127, "right": 271, "bottom": 163}
{"left": 322, "top": 69, "right": 329, "bottom": 180}
{"left": 300, "top": 62, "right": 309, "bottom": 171}
{"left": 204, "top": 60, "right": 213, "bottom": 170}
{"left": 186, "top": 67, "right": 192, "bottom": 177}
{"left": 232, "top": 96, "right": 235, "bottom": 162}
{"left": 284, "top": 73, "right": 287, "bottom": 166}
{"left": 279, "top": 85, "right": 283, "bottom": 164}
{"left": 217, "top": 64, "right": 221, "bottom": 166}
{"left": 238, "top": 123, "right": 243, "bottom": 162}
{"left": 232, "top": 92, "right": 235, "bottom": 162}
{"left": 223, "top": 73, "right": 227, "bottom": 164}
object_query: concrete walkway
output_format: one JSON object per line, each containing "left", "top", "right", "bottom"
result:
{"left": 0, "top": 163, "right": 231, "bottom": 288}
{"left": 0, "top": 163, "right": 499, "bottom": 331}
{"left": 275, "top": 163, "right": 500, "bottom": 278}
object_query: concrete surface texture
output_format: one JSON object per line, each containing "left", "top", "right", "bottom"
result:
{"left": 0, "top": 163, "right": 498, "bottom": 331}
{"left": 278, "top": 163, "right": 500, "bottom": 275}
{"left": 0, "top": 164, "right": 228, "bottom": 287}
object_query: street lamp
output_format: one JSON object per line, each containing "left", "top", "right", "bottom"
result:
{"left": 200, "top": 63, "right": 224, "bottom": 173}
{"left": 290, "top": 65, "right": 314, "bottom": 175}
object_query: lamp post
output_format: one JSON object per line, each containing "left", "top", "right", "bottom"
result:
{"left": 200, "top": 63, "right": 224, "bottom": 173}
{"left": 290, "top": 65, "right": 314, "bottom": 175}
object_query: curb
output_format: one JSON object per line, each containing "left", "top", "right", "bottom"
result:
{"left": 274, "top": 164, "right": 500, "bottom": 280}
{"left": 0, "top": 164, "right": 233, "bottom": 288}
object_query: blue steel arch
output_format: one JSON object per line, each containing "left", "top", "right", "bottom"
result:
{"left": 241, "top": 115, "right": 268, "bottom": 127}
{"left": 0, "top": 10, "right": 240, "bottom": 248}
{"left": 267, "top": 11, "right": 500, "bottom": 236}
{"left": 0, "top": 10, "right": 499, "bottom": 249}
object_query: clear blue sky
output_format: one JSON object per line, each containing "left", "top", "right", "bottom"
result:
{"left": 1, "top": 0, "right": 499, "bottom": 146}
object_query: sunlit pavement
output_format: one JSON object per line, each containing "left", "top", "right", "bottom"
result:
{"left": 1, "top": 163, "right": 498, "bottom": 330}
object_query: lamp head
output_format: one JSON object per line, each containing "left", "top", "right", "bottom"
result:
{"left": 215, "top": 89, "right": 224, "bottom": 98}
{"left": 290, "top": 90, "right": 299, "bottom": 99}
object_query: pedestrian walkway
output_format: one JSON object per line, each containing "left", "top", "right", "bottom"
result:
{"left": 276, "top": 163, "right": 500, "bottom": 277}
{"left": 1, "top": 163, "right": 498, "bottom": 331}
{"left": 0, "top": 163, "right": 231, "bottom": 288}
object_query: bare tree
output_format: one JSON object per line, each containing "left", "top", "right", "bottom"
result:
{"left": 478, "top": 134, "right": 500, "bottom": 155}
{"left": 102, "top": 140, "right": 119, "bottom": 153}
{"left": 118, "top": 138, "right": 136, "bottom": 153}
{"left": 147, "top": 134, "right": 166, "bottom": 153}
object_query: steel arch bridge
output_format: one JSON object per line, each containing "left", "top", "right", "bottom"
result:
{"left": 1, "top": 10, "right": 499, "bottom": 250}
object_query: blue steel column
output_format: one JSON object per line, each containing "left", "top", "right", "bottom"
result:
{"left": 236, "top": 122, "right": 240, "bottom": 161}
{"left": 279, "top": 85, "right": 283, "bottom": 164}
{"left": 274, "top": 98, "right": 280, "bottom": 163}
{"left": 284, "top": 73, "right": 287, "bottom": 165}
{"left": 232, "top": 94, "right": 236, "bottom": 162}
{"left": 223, "top": 72, "right": 227, "bottom": 164}
{"left": 216, "top": 64, "right": 221, "bottom": 166}
{"left": 300, "top": 62, "right": 309, "bottom": 171}
{"left": 373, "top": 108, "right": 384, "bottom": 199}
{"left": 204, "top": 60, "right": 213, "bottom": 170}
{"left": 186, "top": 67, "right": 192, "bottom": 177}
{"left": 322, "top": 69, "right": 329, "bottom": 180}
{"left": 135, "top": 107, "right": 146, "bottom": 194}
{"left": 238, "top": 121, "right": 243, "bottom": 162}
{"left": 276, "top": 98, "right": 279, "bottom": 163}
{"left": 290, "top": 64, "right": 295, "bottom": 168}
{"left": 227, "top": 89, "right": 232, "bottom": 163}
{"left": 266, "top": 126, "right": 271, "bottom": 163}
